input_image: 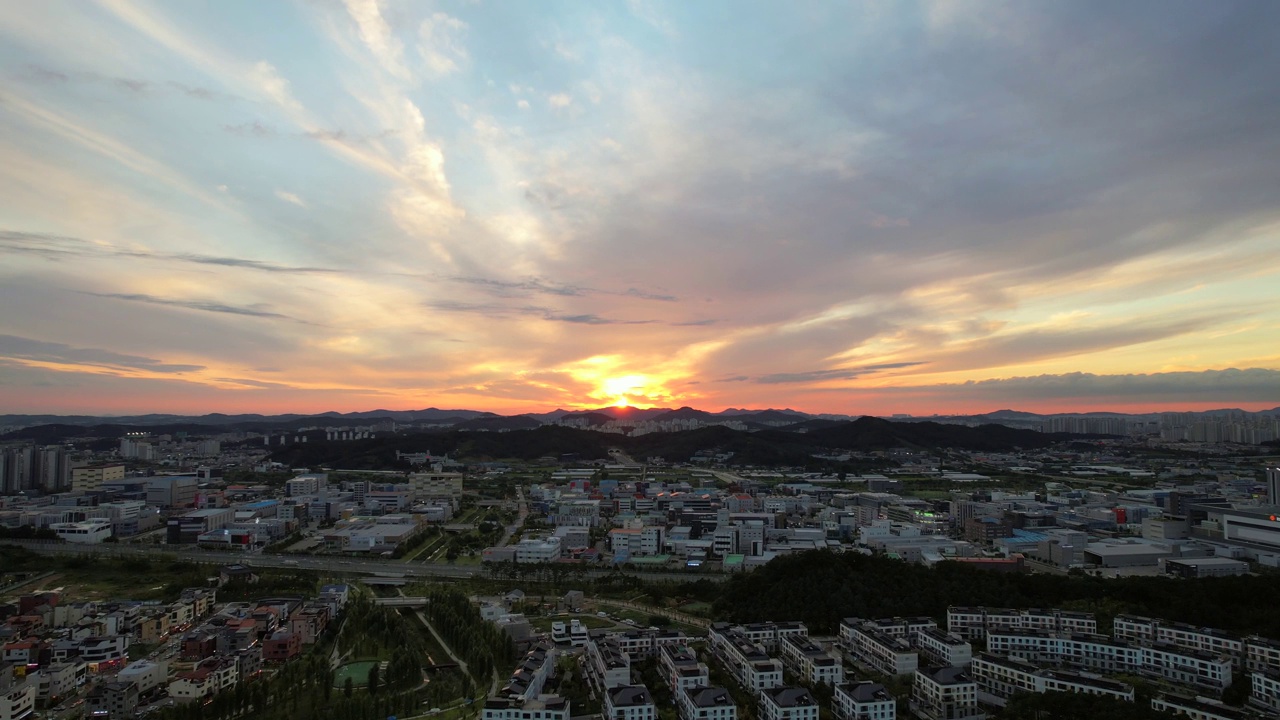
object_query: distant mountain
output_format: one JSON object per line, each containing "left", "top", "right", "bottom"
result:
{"left": 451, "top": 415, "right": 543, "bottom": 431}
{"left": 581, "top": 406, "right": 672, "bottom": 422}
{"left": 0, "top": 407, "right": 494, "bottom": 428}
{"left": 557, "top": 412, "right": 616, "bottom": 426}
{"left": 649, "top": 406, "right": 716, "bottom": 423}
{"left": 731, "top": 409, "right": 811, "bottom": 423}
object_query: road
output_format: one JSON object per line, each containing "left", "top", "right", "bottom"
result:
{"left": 4, "top": 540, "right": 725, "bottom": 584}
{"left": 496, "top": 487, "right": 528, "bottom": 547}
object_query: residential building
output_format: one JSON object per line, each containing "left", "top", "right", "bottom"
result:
{"left": 0, "top": 664, "right": 36, "bottom": 720}
{"left": 678, "top": 687, "right": 737, "bottom": 720}
{"left": 117, "top": 660, "right": 167, "bottom": 695}
{"left": 586, "top": 640, "right": 632, "bottom": 691}
{"left": 604, "top": 686, "right": 656, "bottom": 720}
{"left": 915, "top": 629, "right": 972, "bottom": 669}
{"left": 660, "top": 644, "right": 710, "bottom": 694}
{"left": 779, "top": 635, "right": 844, "bottom": 686}
{"left": 911, "top": 667, "right": 984, "bottom": 720}
{"left": 85, "top": 681, "right": 138, "bottom": 720}
{"left": 833, "top": 682, "right": 895, "bottom": 720}
{"left": 1251, "top": 671, "right": 1280, "bottom": 714}
{"left": 970, "top": 653, "right": 1134, "bottom": 708}
{"left": 759, "top": 687, "right": 819, "bottom": 720}
{"left": 482, "top": 695, "right": 570, "bottom": 720}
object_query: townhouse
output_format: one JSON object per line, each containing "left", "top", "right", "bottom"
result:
{"left": 660, "top": 644, "right": 710, "bottom": 694}
{"left": 945, "top": 607, "right": 1097, "bottom": 641}
{"left": 678, "top": 687, "right": 737, "bottom": 720}
{"left": 499, "top": 644, "right": 556, "bottom": 702}
{"left": 970, "top": 653, "right": 1134, "bottom": 708}
{"left": 482, "top": 695, "right": 571, "bottom": 720}
{"left": 1251, "top": 671, "right": 1280, "bottom": 715}
{"left": 713, "top": 631, "right": 783, "bottom": 694}
{"left": 759, "top": 687, "right": 819, "bottom": 720}
{"left": 846, "top": 625, "right": 918, "bottom": 677}
{"left": 985, "top": 629, "right": 1234, "bottom": 691}
{"left": 779, "top": 635, "right": 844, "bottom": 687}
{"left": 914, "top": 628, "right": 972, "bottom": 669}
{"left": 1114, "top": 615, "right": 1244, "bottom": 665}
{"left": 833, "top": 681, "right": 896, "bottom": 720}
{"left": 586, "top": 640, "right": 633, "bottom": 691}
{"left": 604, "top": 686, "right": 657, "bottom": 720}
{"left": 911, "top": 667, "right": 985, "bottom": 720}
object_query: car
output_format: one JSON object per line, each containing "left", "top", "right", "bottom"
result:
{"left": 623, "top": 619, "right": 636, "bottom": 625}
{"left": 596, "top": 612, "right": 607, "bottom": 618}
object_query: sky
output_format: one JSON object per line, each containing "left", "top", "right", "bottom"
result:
{"left": 1, "top": 0, "right": 1279, "bottom": 417}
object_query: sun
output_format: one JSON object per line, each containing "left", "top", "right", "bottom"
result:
{"left": 601, "top": 374, "right": 649, "bottom": 407}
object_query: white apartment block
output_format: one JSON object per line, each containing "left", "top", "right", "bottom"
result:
{"left": 587, "top": 640, "right": 633, "bottom": 691}
{"left": 915, "top": 628, "right": 972, "bottom": 669}
{"left": 1114, "top": 615, "right": 1243, "bottom": 665}
{"left": 985, "top": 630, "right": 1234, "bottom": 691}
{"left": 1251, "top": 671, "right": 1280, "bottom": 714}
{"left": 848, "top": 626, "right": 918, "bottom": 677}
{"left": 1247, "top": 636, "right": 1280, "bottom": 674}
{"left": 779, "top": 635, "right": 844, "bottom": 686}
{"left": 1151, "top": 694, "right": 1255, "bottom": 720}
{"left": 833, "top": 681, "right": 896, "bottom": 720}
{"left": 604, "top": 686, "right": 656, "bottom": 720}
{"left": 679, "top": 687, "right": 737, "bottom": 720}
{"left": 970, "top": 653, "right": 1134, "bottom": 708}
{"left": 713, "top": 631, "right": 783, "bottom": 694}
{"left": 911, "top": 667, "right": 985, "bottom": 720}
{"left": 759, "top": 687, "right": 820, "bottom": 720}
{"left": 482, "top": 695, "right": 570, "bottom": 720}
{"left": 515, "top": 537, "right": 563, "bottom": 563}
{"left": 500, "top": 644, "right": 556, "bottom": 701}
{"left": 610, "top": 527, "right": 664, "bottom": 557}
{"left": 946, "top": 607, "right": 1097, "bottom": 641}
{"left": 660, "top": 645, "right": 710, "bottom": 694}
{"left": 0, "top": 666, "right": 36, "bottom": 720}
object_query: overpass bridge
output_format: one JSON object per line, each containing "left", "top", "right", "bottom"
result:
{"left": 373, "top": 596, "right": 429, "bottom": 608}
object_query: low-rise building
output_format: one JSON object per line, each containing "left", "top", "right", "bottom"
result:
{"left": 779, "top": 635, "right": 843, "bottom": 686}
{"left": 911, "top": 667, "right": 984, "bottom": 720}
{"left": 915, "top": 628, "right": 972, "bottom": 669}
{"left": 833, "top": 681, "right": 895, "bottom": 720}
{"left": 759, "top": 687, "right": 819, "bottom": 720}
{"left": 678, "top": 687, "right": 737, "bottom": 720}
{"left": 970, "top": 653, "right": 1134, "bottom": 708}
{"left": 482, "top": 695, "right": 570, "bottom": 720}
{"left": 117, "top": 660, "right": 167, "bottom": 695}
{"left": 85, "top": 680, "right": 138, "bottom": 720}
{"left": 660, "top": 644, "right": 710, "bottom": 694}
{"left": 604, "top": 686, "right": 656, "bottom": 720}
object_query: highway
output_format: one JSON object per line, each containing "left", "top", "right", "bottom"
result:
{"left": 4, "top": 540, "right": 726, "bottom": 584}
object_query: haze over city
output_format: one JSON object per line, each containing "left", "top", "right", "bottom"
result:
{"left": 2, "top": 1, "right": 1278, "bottom": 417}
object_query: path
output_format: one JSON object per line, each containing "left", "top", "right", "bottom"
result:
{"left": 593, "top": 598, "right": 711, "bottom": 629}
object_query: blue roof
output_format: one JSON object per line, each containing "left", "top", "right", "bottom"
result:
{"left": 1011, "top": 529, "right": 1050, "bottom": 542}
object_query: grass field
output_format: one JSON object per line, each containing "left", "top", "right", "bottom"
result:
{"left": 333, "top": 660, "right": 380, "bottom": 688}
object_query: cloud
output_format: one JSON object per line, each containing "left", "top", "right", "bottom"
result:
{"left": 223, "top": 120, "right": 276, "bottom": 137}
{"left": 756, "top": 362, "right": 927, "bottom": 384}
{"left": 248, "top": 61, "right": 303, "bottom": 112}
{"left": 0, "top": 334, "right": 204, "bottom": 374}
{"left": 425, "top": 301, "right": 655, "bottom": 326}
{"left": 548, "top": 93, "right": 573, "bottom": 108}
{"left": 274, "top": 190, "right": 308, "bottom": 207}
{"left": 0, "top": 230, "right": 340, "bottom": 275}
{"left": 418, "top": 12, "right": 468, "bottom": 76}
{"left": 344, "top": 0, "right": 410, "bottom": 79}
{"left": 83, "top": 292, "right": 310, "bottom": 323}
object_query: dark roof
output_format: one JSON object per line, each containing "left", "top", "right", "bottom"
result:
{"left": 764, "top": 687, "right": 816, "bottom": 708}
{"left": 687, "top": 687, "right": 734, "bottom": 708}
{"left": 609, "top": 686, "right": 653, "bottom": 707}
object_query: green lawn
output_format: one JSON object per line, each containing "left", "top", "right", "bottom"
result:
{"left": 333, "top": 660, "right": 380, "bottom": 688}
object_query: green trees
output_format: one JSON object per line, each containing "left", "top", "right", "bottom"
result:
{"left": 422, "top": 588, "right": 516, "bottom": 683}
{"left": 712, "top": 549, "right": 1280, "bottom": 636}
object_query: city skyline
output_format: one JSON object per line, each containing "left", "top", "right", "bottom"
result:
{"left": 2, "top": 1, "right": 1279, "bottom": 416}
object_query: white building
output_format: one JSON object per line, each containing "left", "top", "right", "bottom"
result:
{"left": 0, "top": 665, "right": 37, "bottom": 720}
{"left": 118, "top": 660, "right": 168, "bottom": 695}
{"left": 946, "top": 607, "right": 1097, "bottom": 641}
{"left": 50, "top": 518, "right": 113, "bottom": 544}
{"left": 970, "top": 653, "right": 1134, "bottom": 708}
{"left": 586, "top": 640, "right": 632, "bottom": 691}
{"left": 604, "top": 686, "right": 656, "bottom": 720}
{"left": 779, "top": 635, "right": 844, "bottom": 686}
{"left": 1250, "top": 671, "right": 1280, "bottom": 714}
{"left": 482, "top": 695, "right": 570, "bottom": 720}
{"left": 660, "top": 645, "right": 710, "bottom": 694}
{"left": 833, "top": 682, "right": 896, "bottom": 720}
{"left": 678, "top": 687, "right": 737, "bottom": 720}
{"left": 915, "top": 628, "right": 972, "bottom": 669}
{"left": 911, "top": 667, "right": 984, "bottom": 720}
{"left": 759, "top": 687, "right": 819, "bottom": 720}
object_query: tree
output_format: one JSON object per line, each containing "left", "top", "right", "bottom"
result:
{"left": 343, "top": 677, "right": 354, "bottom": 698}
{"left": 366, "top": 664, "right": 380, "bottom": 696}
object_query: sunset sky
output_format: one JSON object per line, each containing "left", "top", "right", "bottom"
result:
{"left": 2, "top": 0, "right": 1278, "bottom": 417}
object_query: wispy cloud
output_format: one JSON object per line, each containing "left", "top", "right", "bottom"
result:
{"left": 0, "top": 335, "right": 203, "bottom": 374}
{"left": 83, "top": 292, "right": 313, "bottom": 324}
{"left": 274, "top": 190, "right": 308, "bottom": 207}
{"left": 756, "top": 363, "right": 927, "bottom": 384}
